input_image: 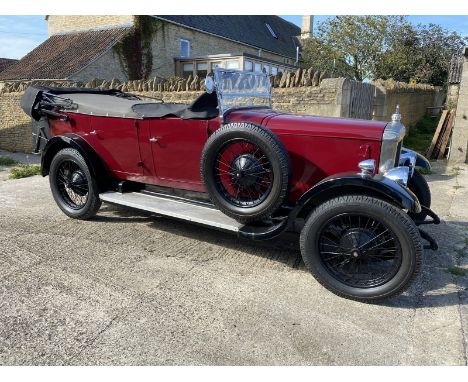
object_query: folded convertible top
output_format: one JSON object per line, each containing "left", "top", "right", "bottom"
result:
{"left": 21, "top": 85, "right": 219, "bottom": 120}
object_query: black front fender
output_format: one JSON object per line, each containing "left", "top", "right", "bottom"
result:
{"left": 401, "top": 147, "right": 431, "bottom": 171}
{"left": 41, "top": 134, "right": 110, "bottom": 190}
{"left": 291, "top": 172, "right": 421, "bottom": 220}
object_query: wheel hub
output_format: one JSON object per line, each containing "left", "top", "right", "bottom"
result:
{"left": 69, "top": 170, "right": 87, "bottom": 196}
{"left": 231, "top": 154, "right": 263, "bottom": 188}
{"left": 318, "top": 214, "right": 403, "bottom": 288}
{"left": 340, "top": 228, "right": 373, "bottom": 257}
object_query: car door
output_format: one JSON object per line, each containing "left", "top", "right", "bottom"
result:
{"left": 148, "top": 117, "right": 209, "bottom": 190}
{"left": 86, "top": 116, "right": 144, "bottom": 181}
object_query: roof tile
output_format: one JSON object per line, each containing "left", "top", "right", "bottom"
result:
{"left": 0, "top": 58, "right": 18, "bottom": 73}
{"left": 155, "top": 15, "right": 301, "bottom": 59}
{"left": 0, "top": 27, "right": 132, "bottom": 81}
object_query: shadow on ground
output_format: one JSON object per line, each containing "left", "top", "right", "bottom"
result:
{"left": 95, "top": 203, "right": 467, "bottom": 309}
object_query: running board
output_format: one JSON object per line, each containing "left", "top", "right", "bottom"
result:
{"left": 99, "top": 191, "right": 289, "bottom": 240}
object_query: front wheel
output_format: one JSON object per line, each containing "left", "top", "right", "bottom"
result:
{"left": 300, "top": 195, "right": 422, "bottom": 302}
{"left": 49, "top": 148, "right": 101, "bottom": 219}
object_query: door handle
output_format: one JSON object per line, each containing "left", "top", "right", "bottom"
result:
{"left": 149, "top": 136, "right": 160, "bottom": 143}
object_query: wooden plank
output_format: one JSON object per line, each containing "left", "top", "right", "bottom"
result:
{"left": 427, "top": 110, "right": 448, "bottom": 159}
{"left": 433, "top": 113, "right": 450, "bottom": 159}
{"left": 437, "top": 110, "right": 456, "bottom": 159}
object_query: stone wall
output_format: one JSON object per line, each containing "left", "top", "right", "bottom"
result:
{"left": 372, "top": 79, "right": 444, "bottom": 127}
{"left": 0, "top": 93, "right": 33, "bottom": 153}
{"left": 47, "top": 16, "right": 134, "bottom": 36}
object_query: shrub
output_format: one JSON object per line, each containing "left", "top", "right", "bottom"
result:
{"left": 0, "top": 156, "right": 18, "bottom": 166}
{"left": 9, "top": 165, "right": 41, "bottom": 179}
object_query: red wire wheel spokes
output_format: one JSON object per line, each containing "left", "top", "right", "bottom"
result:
{"left": 213, "top": 138, "right": 274, "bottom": 208}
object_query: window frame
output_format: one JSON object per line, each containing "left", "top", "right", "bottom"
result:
{"left": 225, "top": 59, "right": 240, "bottom": 70}
{"left": 180, "top": 38, "right": 190, "bottom": 58}
{"left": 244, "top": 60, "right": 253, "bottom": 72}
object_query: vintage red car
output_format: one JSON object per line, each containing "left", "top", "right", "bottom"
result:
{"left": 21, "top": 69, "right": 439, "bottom": 302}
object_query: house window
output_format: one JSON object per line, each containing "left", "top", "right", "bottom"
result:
{"left": 262, "top": 65, "right": 270, "bottom": 74}
{"left": 265, "top": 23, "right": 278, "bottom": 39}
{"left": 271, "top": 67, "right": 278, "bottom": 76}
{"left": 197, "top": 62, "right": 208, "bottom": 78}
{"left": 226, "top": 60, "right": 240, "bottom": 69}
{"left": 254, "top": 62, "right": 262, "bottom": 72}
{"left": 211, "top": 61, "right": 223, "bottom": 71}
{"left": 244, "top": 60, "right": 253, "bottom": 71}
{"left": 180, "top": 39, "right": 190, "bottom": 57}
{"left": 182, "top": 63, "right": 194, "bottom": 78}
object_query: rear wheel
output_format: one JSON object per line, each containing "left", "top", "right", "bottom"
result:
{"left": 49, "top": 148, "right": 101, "bottom": 219}
{"left": 300, "top": 195, "right": 422, "bottom": 302}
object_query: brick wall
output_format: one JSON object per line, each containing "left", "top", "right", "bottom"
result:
{"left": 47, "top": 16, "right": 134, "bottom": 36}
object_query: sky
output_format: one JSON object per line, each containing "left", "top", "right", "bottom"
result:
{"left": 0, "top": 15, "right": 467, "bottom": 60}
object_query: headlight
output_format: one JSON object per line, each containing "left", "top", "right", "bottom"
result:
{"left": 379, "top": 106, "right": 406, "bottom": 174}
{"left": 383, "top": 166, "right": 409, "bottom": 185}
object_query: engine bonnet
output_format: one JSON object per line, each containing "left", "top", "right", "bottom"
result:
{"left": 265, "top": 113, "right": 386, "bottom": 141}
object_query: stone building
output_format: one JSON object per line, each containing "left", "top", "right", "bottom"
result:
{"left": 449, "top": 47, "right": 468, "bottom": 164}
{"left": 0, "top": 15, "right": 307, "bottom": 82}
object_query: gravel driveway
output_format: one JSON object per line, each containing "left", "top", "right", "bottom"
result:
{"left": 0, "top": 155, "right": 467, "bottom": 365}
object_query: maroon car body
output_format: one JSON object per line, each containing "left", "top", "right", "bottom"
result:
{"left": 46, "top": 109, "right": 385, "bottom": 201}
{"left": 20, "top": 69, "right": 439, "bottom": 302}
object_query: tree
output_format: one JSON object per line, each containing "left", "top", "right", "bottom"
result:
{"left": 302, "top": 16, "right": 468, "bottom": 86}
{"left": 301, "top": 16, "right": 406, "bottom": 81}
{"left": 375, "top": 23, "right": 467, "bottom": 86}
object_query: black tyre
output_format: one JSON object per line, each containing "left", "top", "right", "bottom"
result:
{"left": 49, "top": 148, "right": 101, "bottom": 219}
{"left": 300, "top": 195, "right": 422, "bottom": 302}
{"left": 408, "top": 169, "right": 431, "bottom": 221}
{"left": 201, "top": 122, "right": 290, "bottom": 223}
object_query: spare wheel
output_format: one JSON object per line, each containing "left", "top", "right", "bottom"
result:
{"left": 200, "top": 122, "right": 290, "bottom": 223}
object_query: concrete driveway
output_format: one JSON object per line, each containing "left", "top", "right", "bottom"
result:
{"left": 0, "top": 158, "right": 467, "bottom": 365}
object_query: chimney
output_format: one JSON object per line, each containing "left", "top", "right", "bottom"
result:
{"left": 301, "top": 16, "right": 313, "bottom": 40}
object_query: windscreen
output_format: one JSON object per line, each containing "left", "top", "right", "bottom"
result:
{"left": 213, "top": 69, "right": 272, "bottom": 116}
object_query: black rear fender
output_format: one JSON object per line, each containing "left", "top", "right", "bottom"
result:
{"left": 41, "top": 134, "right": 110, "bottom": 191}
{"left": 293, "top": 172, "right": 421, "bottom": 220}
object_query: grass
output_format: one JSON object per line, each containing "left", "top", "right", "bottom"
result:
{"left": 0, "top": 156, "right": 18, "bottom": 166}
{"left": 403, "top": 114, "right": 441, "bottom": 155}
{"left": 447, "top": 266, "right": 467, "bottom": 277}
{"left": 9, "top": 164, "right": 41, "bottom": 179}
{"left": 417, "top": 168, "right": 432, "bottom": 175}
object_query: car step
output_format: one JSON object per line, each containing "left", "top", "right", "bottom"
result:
{"left": 99, "top": 191, "right": 243, "bottom": 232}
{"left": 99, "top": 191, "right": 290, "bottom": 240}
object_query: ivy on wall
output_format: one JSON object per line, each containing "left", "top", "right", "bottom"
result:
{"left": 113, "top": 16, "right": 163, "bottom": 80}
